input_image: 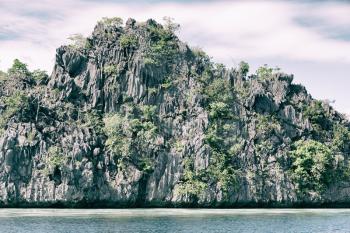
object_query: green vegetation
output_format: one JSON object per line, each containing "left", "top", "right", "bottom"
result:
{"left": 103, "top": 113, "right": 131, "bottom": 165}
{"left": 255, "top": 114, "right": 280, "bottom": 135}
{"left": 140, "top": 105, "right": 157, "bottom": 121}
{"left": 238, "top": 61, "right": 249, "bottom": 77}
{"left": 144, "top": 18, "right": 179, "bottom": 66}
{"left": 332, "top": 124, "right": 350, "bottom": 152}
{"left": 103, "top": 104, "right": 159, "bottom": 172}
{"left": 104, "top": 64, "right": 118, "bottom": 76}
{"left": 44, "top": 146, "right": 66, "bottom": 175}
{"left": 8, "top": 59, "right": 30, "bottom": 77}
{"left": 208, "top": 102, "right": 230, "bottom": 119}
{"left": 0, "top": 70, "right": 7, "bottom": 82}
{"left": 67, "top": 34, "right": 91, "bottom": 50}
{"left": 147, "top": 87, "right": 158, "bottom": 95}
{"left": 82, "top": 110, "right": 104, "bottom": 133}
{"left": 98, "top": 17, "right": 123, "bottom": 27}
{"left": 119, "top": 34, "right": 138, "bottom": 49}
{"left": 175, "top": 59, "right": 243, "bottom": 198}
{"left": 0, "top": 91, "right": 30, "bottom": 134}
{"left": 178, "top": 157, "right": 207, "bottom": 198}
{"left": 256, "top": 64, "right": 274, "bottom": 80}
{"left": 290, "top": 139, "right": 349, "bottom": 195}
{"left": 31, "top": 69, "right": 48, "bottom": 85}
{"left": 303, "top": 100, "right": 331, "bottom": 130}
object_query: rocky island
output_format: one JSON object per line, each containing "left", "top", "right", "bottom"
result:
{"left": 0, "top": 17, "right": 350, "bottom": 207}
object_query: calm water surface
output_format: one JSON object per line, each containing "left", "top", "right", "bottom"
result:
{"left": 0, "top": 208, "right": 349, "bottom": 233}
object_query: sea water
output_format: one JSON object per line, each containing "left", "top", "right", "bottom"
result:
{"left": 0, "top": 208, "right": 349, "bottom": 232}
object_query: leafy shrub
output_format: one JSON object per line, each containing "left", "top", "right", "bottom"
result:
{"left": 0, "top": 70, "right": 8, "bottom": 82}
{"left": 332, "top": 124, "right": 350, "bottom": 152}
{"left": 82, "top": 110, "right": 103, "bottom": 133}
{"left": 104, "top": 64, "right": 118, "bottom": 76}
{"left": 208, "top": 151, "right": 240, "bottom": 194}
{"left": 290, "top": 140, "right": 344, "bottom": 194}
{"left": 303, "top": 100, "right": 331, "bottom": 130}
{"left": 119, "top": 34, "right": 138, "bottom": 48}
{"left": 209, "top": 102, "right": 230, "bottom": 119}
{"left": 255, "top": 114, "right": 280, "bottom": 135}
{"left": 256, "top": 64, "right": 274, "bottom": 80}
{"left": 202, "top": 78, "right": 232, "bottom": 103}
{"left": 145, "top": 19, "right": 179, "bottom": 66}
{"left": 140, "top": 105, "right": 157, "bottom": 121}
{"left": 103, "top": 112, "right": 159, "bottom": 170}
{"left": 0, "top": 91, "right": 30, "bottom": 132}
{"left": 238, "top": 61, "right": 249, "bottom": 77}
{"left": 67, "top": 34, "right": 90, "bottom": 50}
{"left": 178, "top": 157, "right": 207, "bottom": 198}
{"left": 8, "top": 59, "right": 30, "bottom": 77}
{"left": 98, "top": 17, "right": 123, "bottom": 27}
{"left": 103, "top": 114, "right": 131, "bottom": 160}
{"left": 32, "top": 69, "right": 48, "bottom": 85}
{"left": 147, "top": 87, "right": 158, "bottom": 95}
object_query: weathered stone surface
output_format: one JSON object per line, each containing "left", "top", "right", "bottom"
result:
{"left": 0, "top": 18, "right": 349, "bottom": 207}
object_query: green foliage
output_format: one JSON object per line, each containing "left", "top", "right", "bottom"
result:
{"left": 203, "top": 78, "right": 233, "bottom": 103}
{"left": 119, "top": 34, "right": 138, "bottom": 49}
{"left": 162, "top": 16, "right": 180, "bottom": 33}
{"left": 208, "top": 102, "right": 230, "bottom": 119}
{"left": 238, "top": 61, "right": 249, "bottom": 76}
{"left": 191, "top": 47, "right": 208, "bottom": 60}
{"left": 104, "top": 64, "right": 118, "bottom": 76}
{"left": 140, "top": 105, "right": 157, "bottom": 121}
{"left": 174, "top": 140, "right": 184, "bottom": 153}
{"left": 178, "top": 157, "right": 207, "bottom": 197}
{"left": 0, "top": 91, "right": 29, "bottom": 132}
{"left": 255, "top": 114, "right": 280, "bottom": 135}
{"left": 208, "top": 151, "right": 240, "bottom": 194}
{"left": 332, "top": 124, "right": 350, "bottom": 152}
{"left": 98, "top": 17, "right": 123, "bottom": 27}
{"left": 147, "top": 87, "right": 158, "bottom": 95}
{"left": 0, "top": 70, "right": 8, "bottom": 82}
{"left": 103, "top": 110, "right": 159, "bottom": 171}
{"left": 145, "top": 19, "right": 179, "bottom": 66}
{"left": 290, "top": 140, "right": 346, "bottom": 194}
{"left": 138, "top": 157, "right": 155, "bottom": 174}
{"left": 256, "top": 64, "right": 273, "bottom": 80}
{"left": 45, "top": 146, "right": 66, "bottom": 173}
{"left": 31, "top": 69, "right": 48, "bottom": 85}
{"left": 303, "top": 101, "right": 330, "bottom": 131}
{"left": 161, "top": 79, "right": 172, "bottom": 89}
{"left": 27, "top": 130, "right": 36, "bottom": 143}
{"left": 8, "top": 59, "right": 30, "bottom": 77}
{"left": 67, "top": 34, "right": 90, "bottom": 50}
{"left": 82, "top": 110, "right": 103, "bottom": 133}
{"left": 103, "top": 114, "right": 131, "bottom": 161}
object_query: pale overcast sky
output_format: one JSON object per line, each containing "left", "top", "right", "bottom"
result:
{"left": 0, "top": 0, "right": 349, "bottom": 114}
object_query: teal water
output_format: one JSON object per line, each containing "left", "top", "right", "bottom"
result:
{"left": 0, "top": 209, "right": 349, "bottom": 233}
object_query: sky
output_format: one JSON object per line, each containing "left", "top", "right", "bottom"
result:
{"left": 0, "top": 0, "right": 349, "bottom": 115}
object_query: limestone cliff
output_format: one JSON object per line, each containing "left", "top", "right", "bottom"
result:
{"left": 0, "top": 18, "right": 350, "bottom": 207}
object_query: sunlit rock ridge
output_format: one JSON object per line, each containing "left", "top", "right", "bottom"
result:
{"left": 0, "top": 17, "right": 350, "bottom": 207}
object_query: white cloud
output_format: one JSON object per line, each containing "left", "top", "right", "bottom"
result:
{"left": 1, "top": 0, "right": 350, "bottom": 71}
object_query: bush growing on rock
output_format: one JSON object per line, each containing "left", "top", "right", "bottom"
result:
{"left": 238, "top": 61, "right": 249, "bottom": 77}
{"left": 67, "top": 34, "right": 90, "bottom": 50}
{"left": 103, "top": 64, "right": 118, "bottom": 77}
{"left": 290, "top": 139, "right": 348, "bottom": 195}
{"left": 145, "top": 19, "right": 179, "bottom": 66}
{"left": 119, "top": 34, "right": 138, "bottom": 49}
{"left": 98, "top": 17, "right": 123, "bottom": 27}
{"left": 8, "top": 59, "right": 30, "bottom": 77}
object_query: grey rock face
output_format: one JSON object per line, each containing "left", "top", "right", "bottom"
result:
{"left": 0, "top": 18, "right": 349, "bottom": 207}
